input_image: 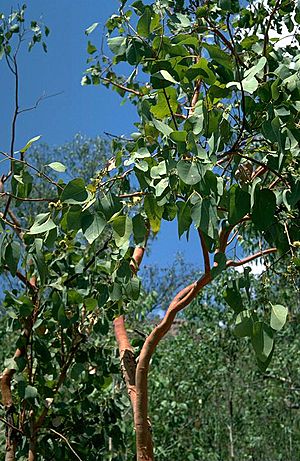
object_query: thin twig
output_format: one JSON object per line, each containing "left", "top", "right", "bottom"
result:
{"left": 219, "top": 151, "right": 289, "bottom": 187}
{"left": 0, "top": 192, "right": 56, "bottom": 202}
{"left": 163, "top": 88, "right": 178, "bottom": 130}
{"left": 18, "top": 91, "right": 64, "bottom": 115}
{"left": 50, "top": 428, "right": 83, "bottom": 461}
{"left": 65, "top": 234, "right": 112, "bottom": 285}
{"left": 0, "top": 416, "right": 23, "bottom": 435}
{"left": 102, "top": 77, "right": 142, "bottom": 96}
{"left": 0, "top": 151, "right": 63, "bottom": 190}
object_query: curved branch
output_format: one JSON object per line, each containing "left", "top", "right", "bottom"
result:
{"left": 135, "top": 272, "right": 211, "bottom": 459}
{"left": 226, "top": 247, "right": 277, "bottom": 268}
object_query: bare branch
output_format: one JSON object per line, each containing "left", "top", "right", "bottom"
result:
{"left": 226, "top": 247, "right": 277, "bottom": 268}
{"left": 50, "top": 428, "right": 84, "bottom": 461}
{"left": 102, "top": 77, "right": 142, "bottom": 96}
{"left": 17, "top": 91, "right": 64, "bottom": 115}
{"left": 0, "top": 416, "right": 23, "bottom": 435}
{"left": 1, "top": 192, "right": 56, "bottom": 203}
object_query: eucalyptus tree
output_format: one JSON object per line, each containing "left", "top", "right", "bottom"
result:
{"left": 0, "top": 1, "right": 299, "bottom": 461}
{"left": 0, "top": 9, "right": 130, "bottom": 460}
{"left": 82, "top": 0, "right": 300, "bottom": 458}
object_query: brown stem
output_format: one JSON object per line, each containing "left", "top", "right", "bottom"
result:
{"left": 102, "top": 77, "right": 142, "bottom": 96}
{"left": 49, "top": 428, "right": 84, "bottom": 461}
{"left": 198, "top": 228, "right": 210, "bottom": 274}
{"left": 163, "top": 88, "right": 178, "bottom": 129}
{"left": 135, "top": 273, "right": 211, "bottom": 461}
{"left": 113, "top": 234, "right": 149, "bottom": 458}
{"left": 189, "top": 79, "right": 201, "bottom": 116}
{"left": 226, "top": 247, "right": 277, "bottom": 268}
{"left": 113, "top": 316, "right": 137, "bottom": 410}
{"left": 28, "top": 436, "right": 36, "bottom": 461}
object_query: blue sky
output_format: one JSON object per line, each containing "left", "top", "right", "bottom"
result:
{"left": 0, "top": 0, "right": 202, "bottom": 269}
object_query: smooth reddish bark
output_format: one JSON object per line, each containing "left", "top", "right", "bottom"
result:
{"left": 113, "top": 228, "right": 277, "bottom": 461}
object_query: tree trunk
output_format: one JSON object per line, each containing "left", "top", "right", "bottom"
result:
{"left": 135, "top": 419, "right": 153, "bottom": 461}
{"left": 228, "top": 396, "right": 234, "bottom": 460}
{"left": 5, "top": 442, "right": 16, "bottom": 461}
{"left": 28, "top": 437, "right": 36, "bottom": 461}
{"left": 2, "top": 371, "right": 17, "bottom": 461}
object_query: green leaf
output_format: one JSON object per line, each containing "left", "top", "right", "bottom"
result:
{"left": 85, "top": 22, "right": 99, "bottom": 35}
{"left": 170, "top": 131, "right": 187, "bottom": 143}
{"left": 203, "top": 44, "right": 232, "bottom": 70}
{"left": 242, "top": 77, "right": 259, "bottom": 94}
{"left": 210, "top": 253, "right": 227, "bottom": 279}
{"left": 132, "top": 214, "right": 147, "bottom": 244}
{"left": 61, "top": 178, "right": 88, "bottom": 204}
{"left": 144, "top": 195, "right": 163, "bottom": 233}
{"left": 109, "top": 282, "right": 122, "bottom": 301}
{"left": 28, "top": 213, "right": 57, "bottom": 235}
{"left": 81, "top": 212, "right": 106, "bottom": 244}
{"left": 270, "top": 304, "right": 288, "bottom": 331}
{"left": 25, "top": 385, "right": 38, "bottom": 400}
{"left": 84, "top": 298, "right": 98, "bottom": 311}
{"left": 155, "top": 178, "right": 169, "bottom": 197}
{"left": 47, "top": 162, "right": 66, "bottom": 173}
{"left": 177, "top": 160, "right": 204, "bottom": 185}
{"left": 152, "top": 70, "right": 178, "bottom": 85}
{"left": 234, "top": 311, "right": 253, "bottom": 337}
{"left": 19, "top": 296, "right": 34, "bottom": 317}
{"left": 137, "top": 6, "right": 152, "bottom": 37}
{"left": 256, "top": 345, "right": 275, "bottom": 372}
{"left": 228, "top": 185, "right": 251, "bottom": 225}
{"left": 126, "top": 38, "right": 145, "bottom": 65}
{"left": 20, "top": 135, "right": 41, "bottom": 153}
{"left": 150, "top": 87, "right": 178, "bottom": 120}
{"left": 66, "top": 207, "right": 82, "bottom": 231}
{"left": 152, "top": 119, "right": 173, "bottom": 137}
{"left": 244, "top": 57, "right": 267, "bottom": 79}
{"left": 112, "top": 215, "right": 132, "bottom": 248}
{"left": 224, "top": 284, "right": 244, "bottom": 313}
{"left": 186, "top": 58, "right": 216, "bottom": 85}
{"left": 177, "top": 201, "right": 192, "bottom": 238}
{"left": 125, "top": 276, "right": 141, "bottom": 300}
{"left": 252, "top": 188, "right": 276, "bottom": 231}
{"left": 191, "top": 196, "right": 217, "bottom": 240}
{"left": 87, "top": 40, "right": 97, "bottom": 54}
{"left": 4, "top": 241, "right": 20, "bottom": 276}
{"left": 251, "top": 322, "right": 274, "bottom": 363}
{"left": 107, "top": 36, "right": 126, "bottom": 55}
{"left": 33, "top": 238, "right": 47, "bottom": 284}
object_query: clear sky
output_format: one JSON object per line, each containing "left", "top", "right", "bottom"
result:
{"left": 0, "top": 0, "right": 204, "bottom": 270}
